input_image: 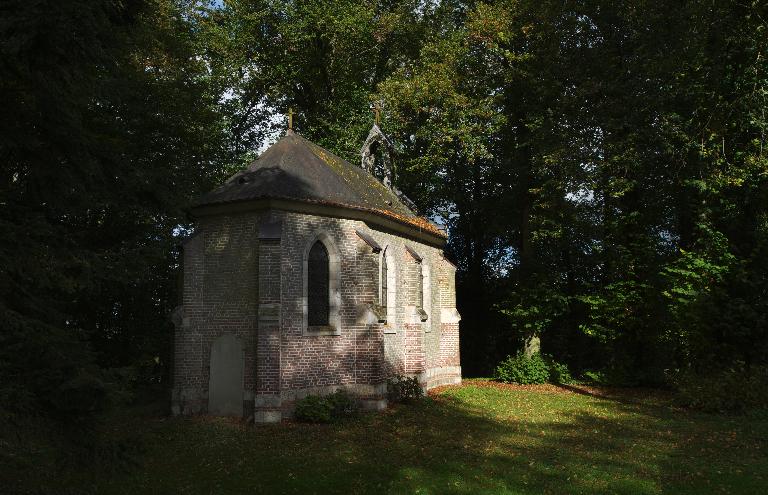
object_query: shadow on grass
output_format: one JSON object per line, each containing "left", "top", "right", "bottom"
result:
{"left": 35, "top": 384, "right": 768, "bottom": 495}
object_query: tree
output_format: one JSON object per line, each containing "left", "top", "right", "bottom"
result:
{"left": 0, "top": 0, "right": 230, "bottom": 419}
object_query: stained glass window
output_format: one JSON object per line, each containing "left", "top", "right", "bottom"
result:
{"left": 308, "top": 241, "right": 330, "bottom": 326}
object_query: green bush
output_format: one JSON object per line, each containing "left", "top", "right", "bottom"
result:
{"left": 493, "top": 353, "right": 572, "bottom": 385}
{"left": 327, "top": 390, "right": 360, "bottom": 418}
{"left": 546, "top": 359, "right": 572, "bottom": 384}
{"left": 294, "top": 395, "right": 333, "bottom": 423}
{"left": 387, "top": 375, "right": 423, "bottom": 403}
{"left": 671, "top": 363, "right": 768, "bottom": 413}
{"left": 494, "top": 353, "right": 550, "bottom": 384}
{"left": 581, "top": 365, "right": 666, "bottom": 387}
{"left": 294, "top": 390, "right": 360, "bottom": 423}
{"left": 581, "top": 370, "right": 606, "bottom": 384}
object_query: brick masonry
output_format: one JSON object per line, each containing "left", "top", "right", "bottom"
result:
{"left": 171, "top": 208, "right": 461, "bottom": 421}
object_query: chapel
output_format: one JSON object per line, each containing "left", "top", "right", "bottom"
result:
{"left": 171, "top": 118, "right": 461, "bottom": 422}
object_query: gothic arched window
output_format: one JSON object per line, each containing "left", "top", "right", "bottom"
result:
{"left": 307, "top": 241, "right": 330, "bottom": 326}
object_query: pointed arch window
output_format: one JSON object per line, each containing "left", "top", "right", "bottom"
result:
{"left": 307, "top": 241, "right": 330, "bottom": 326}
{"left": 303, "top": 233, "right": 340, "bottom": 335}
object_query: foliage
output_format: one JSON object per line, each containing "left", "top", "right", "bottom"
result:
{"left": 294, "top": 390, "right": 360, "bottom": 423}
{"left": 0, "top": 0, "right": 231, "bottom": 427}
{"left": 662, "top": 222, "right": 767, "bottom": 368}
{"left": 387, "top": 374, "right": 423, "bottom": 403}
{"left": 294, "top": 395, "right": 333, "bottom": 423}
{"left": 581, "top": 370, "right": 607, "bottom": 385}
{"left": 671, "top": 364, "right": 768, "bottom": 414}
{"left": 580, "top": 367, "right": 650, "bottom": 388}
{"left": 373, "top": 0, "right": 768, "bottom": 380}
{"left": 495, "top": 352, "right": 572, "bottom": 385}
{"left": 327, "top": 390, "right": 361, "bottom": 419}
{"left": 546, "top": 358, "right": 572, "bottom": 385}
{"left": 200, "top": 0, "right": 431, "bottom": 163}
{"left": 494, "top": 353, "right": 550, "bottom": 385}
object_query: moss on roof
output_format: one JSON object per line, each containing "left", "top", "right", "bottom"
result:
{"left": 195, "top": 130, "right": 445, "bottom": 238}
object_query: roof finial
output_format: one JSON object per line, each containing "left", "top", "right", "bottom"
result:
{"left": 288, "top": 108, "right": 294, "bottom": 130}
{"left": 372, "top": 102, "right": 381, "bottom": 126}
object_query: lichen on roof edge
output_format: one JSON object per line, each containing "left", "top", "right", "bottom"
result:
{"left": 193, "top": 130, "right": 445, "bottom": 239}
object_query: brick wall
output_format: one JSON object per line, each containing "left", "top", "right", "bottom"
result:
{"left": 256, "top": 239, "right": 280, "bottom": 394}
{"left": 172, "top": 207, "right": 461, "bottom": 419}
{"left": 438, "top": 323, "right": 460, "bottom": 367}
{"left": 172, "top": 213, "right": 260, "bottom": 415}
{"left": 279, "top": 213, "right": 378, "bottom": 390}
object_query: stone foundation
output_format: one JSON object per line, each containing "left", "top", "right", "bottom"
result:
{"left": 270, "top": 382, "right": 388, "bottom": 421}
{"left": 422, "top": 366, "right": 463, "bottom": 390}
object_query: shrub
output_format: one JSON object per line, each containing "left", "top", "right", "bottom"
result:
{"left": 671, "top": 363, "right": 768, "bottom": 413}
{"left": 546, "top": 359, "right": 572, "bottom": 384}
{"left": 387, "top": 375, "right": 423, "bottom": 403}
{"left": 327, "top": 390, "right": 360, "bottom": 419}
{"left": 580, "top": 366, "right": 657, "bottom": 387}
{"left": 294, "top": 395, "right": 333, "bottom": 423}
{"left": 581, "top": 370, "right": 606, "bottom": 384}
{"left": 294, "top": 390, "right": 360, "bottom": 423}
{"left": 494, "top": 353, "right": 550, "bottom": 384}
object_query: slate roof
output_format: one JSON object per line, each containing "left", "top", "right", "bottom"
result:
{"left": 195, "top": 130, "right": 445, "bottom": 238}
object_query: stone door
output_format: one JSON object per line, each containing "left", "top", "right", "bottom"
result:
{"left": 208, "top": 334, "right": 244, "bottom": 416}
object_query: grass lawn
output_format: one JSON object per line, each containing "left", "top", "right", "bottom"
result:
{"left": 35, "top": 381, "right": 768, "bottom": 494}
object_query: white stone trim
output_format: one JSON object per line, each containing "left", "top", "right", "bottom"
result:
{"left": 441, "top": 307, "right": 461, "bottom": 323}
{"left": 425, "top": 375, "right": 462, "bottom": 389}
{"left": 356, "top": 303, "right": 380, "bottom": 325}
{"left": 422, "top": 366, "right": 462, "bottom": 390}
{"left": 254, "top": 410, "right": 282, "bottom": 423}
{"left": 254, "top": 394, "right": 282, "bottom": 408}
{"left": 422, "top": 262, "right": 431, "bottom": 328}
{"left": 423, "top": 366, "right": 462, "bottom": 379}
{"left": 381, "top": 245, "right": 398, "bottom": 334}
{"left": 406, "top": 305, "right": 428, "bottom": 324}
{"left": 302, "top": 231, "right": 341, "bottom": 336}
